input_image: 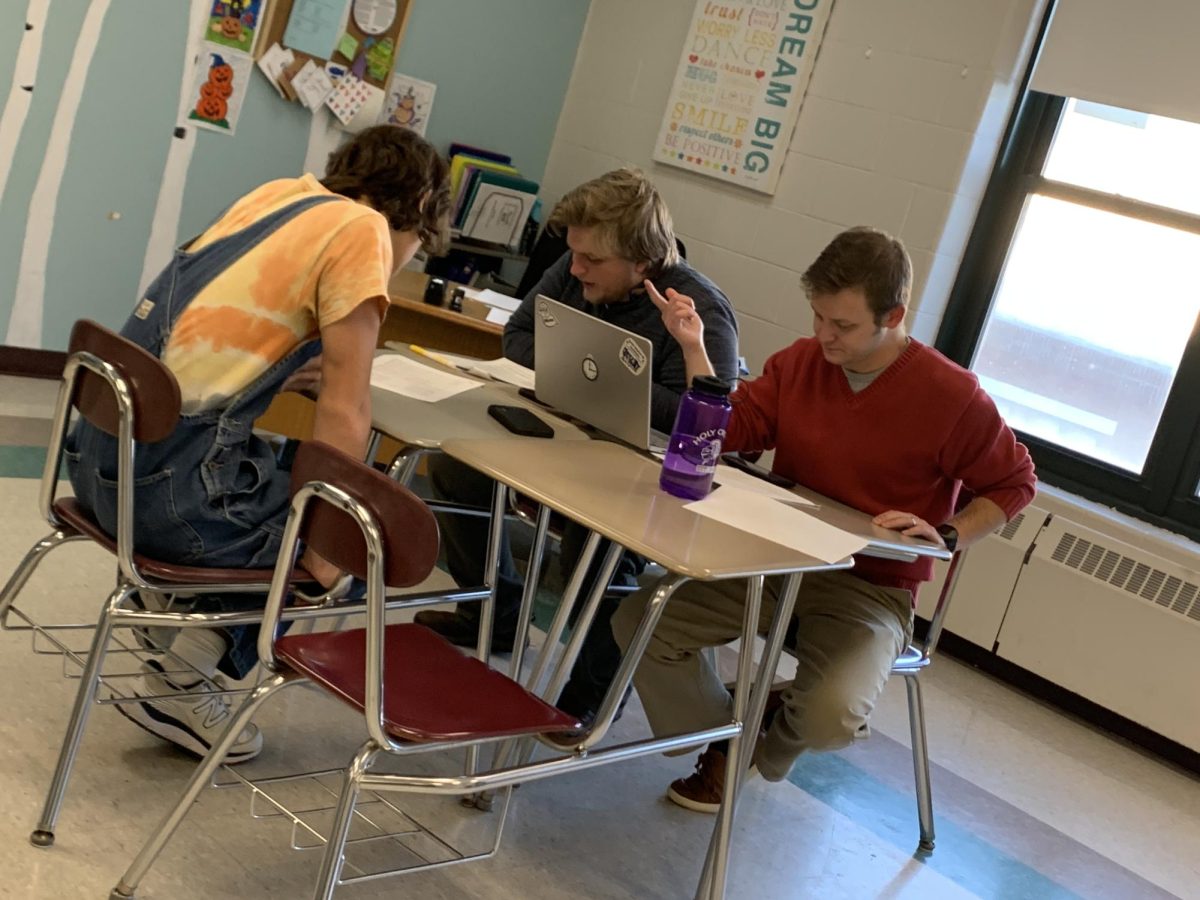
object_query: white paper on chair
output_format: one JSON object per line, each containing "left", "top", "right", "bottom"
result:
{"left": 685, "top": 487, "right": 866, "bottom": 564}
{"left": 369, "top": 354, "right": 481, "bottom": 402}
{"left": 711, "top": 465, "right": 814, "bottom": 505}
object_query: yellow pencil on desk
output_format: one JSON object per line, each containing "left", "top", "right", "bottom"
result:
{"left": 408, "top": 344, "right": 456, "bottom": 370}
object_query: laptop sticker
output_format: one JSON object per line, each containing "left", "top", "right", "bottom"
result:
{"left": 619, "top": 337, "right": 648, "bottom": 376}
{"left": 582, "top": 355, "right": 599, "bottom": 381}
{"left": 537, "top": 298, "right": 558, "bottom": 327}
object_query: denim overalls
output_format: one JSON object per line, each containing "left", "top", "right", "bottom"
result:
{"left": 68, "top": 194, "right": 346, "bottom": 677}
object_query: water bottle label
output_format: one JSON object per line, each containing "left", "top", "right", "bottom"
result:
{"left": 692, "top": 427, "right": 725, "bottom": 474}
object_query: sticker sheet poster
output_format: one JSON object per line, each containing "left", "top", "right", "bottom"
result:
{"left": 653, "top": 0, "right": 835, "bottom": 195}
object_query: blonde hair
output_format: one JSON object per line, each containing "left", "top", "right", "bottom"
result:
{"left": 547, "top": 168, "right": 679, "bottom": 276}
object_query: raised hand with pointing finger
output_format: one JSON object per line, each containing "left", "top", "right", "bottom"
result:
{"left": 645, "top": 279, "right": 718, "bottom": 384}
{"left": 645, "top": 279, "right": 704, "bottom": 349}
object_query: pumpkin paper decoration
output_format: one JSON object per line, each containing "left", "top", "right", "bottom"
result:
{"left": 187, "top": 48, "right": 252, "bottom": 135}
{"left": 206, "top": 0, "right": 263, "bottom": 54}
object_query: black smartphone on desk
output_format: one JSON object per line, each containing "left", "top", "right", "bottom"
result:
{"left": 488, "top": 404, "right": 554, "bottom": 438}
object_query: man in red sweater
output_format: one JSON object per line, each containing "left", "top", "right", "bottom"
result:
{"left": 612, "top": 226, "right": 1035, "bottom": 812}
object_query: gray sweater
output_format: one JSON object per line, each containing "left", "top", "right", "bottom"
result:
{"left": 503, "top": 253, "right": 740, "bottom": 432}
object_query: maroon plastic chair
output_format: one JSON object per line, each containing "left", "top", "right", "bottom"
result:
{"left": 110, "top": 441, "right": 582, "bottom": 900}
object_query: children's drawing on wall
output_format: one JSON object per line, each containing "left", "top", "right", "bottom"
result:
{"left": 188, "top": 49, "right": 254, "bottom": 135}
{"left": 206, "top": 0, "right": 265, "bottom": 54}
{"left": 380, "top": 73, "right": 435, "bottom": 137}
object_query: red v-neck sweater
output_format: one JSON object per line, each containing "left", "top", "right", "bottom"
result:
{"left": 726, "top": 338, "right": 1036, "bottom": 595}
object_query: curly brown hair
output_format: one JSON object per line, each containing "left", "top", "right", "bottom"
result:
{"left": 321, "top": 125, "right": 451, "bottom": 254}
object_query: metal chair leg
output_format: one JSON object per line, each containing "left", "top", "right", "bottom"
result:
{"left": 109, "top": 674, "right": 295, "bottom": 899}
{"left": 0, "top": 529, "right": 74, "bottom": 626}
{"left": 312, "top": 742, "right": 380, "bottom": 900}
{"left": 904, "top": 673, "right": 935, "bottom": 853}
{"left": 32, "top": 583, "right": 134, "bottom": 846}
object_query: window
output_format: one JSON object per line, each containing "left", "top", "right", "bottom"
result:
{"left": 939, "top": 94, "right": 1200, "bottom": 539}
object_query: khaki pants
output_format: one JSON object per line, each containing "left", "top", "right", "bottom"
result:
{"left": 611, "top": 570, "right": 912, "bottom": 782}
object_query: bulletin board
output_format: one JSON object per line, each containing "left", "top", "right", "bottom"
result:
{"left": 256, "top": 0, "right": 413, "bottom": 90}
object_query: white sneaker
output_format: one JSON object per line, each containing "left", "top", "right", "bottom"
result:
{"left": 109, "top": 660, "right": 262, "bottom": 763}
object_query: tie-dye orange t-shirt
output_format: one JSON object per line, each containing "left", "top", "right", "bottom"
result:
{"left": 162, "top": 174, "right": 392, "bottom": 413}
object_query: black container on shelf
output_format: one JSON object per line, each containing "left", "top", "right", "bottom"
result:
{"left": 423, "top": 276, "right": 447, "bottom": 305}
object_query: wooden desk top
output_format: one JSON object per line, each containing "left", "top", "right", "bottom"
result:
{"left": 441, "top": 437, "right": 853, "bottom": 581}
{"left": 370, "top": 348, "right": 588, "bottom": 448}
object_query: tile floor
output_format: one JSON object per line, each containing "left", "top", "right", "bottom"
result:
{"left": 0, "top": 375, "right": 1197, "bottom": 900}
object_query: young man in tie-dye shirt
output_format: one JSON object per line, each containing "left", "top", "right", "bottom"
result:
{"left": 70, "top": 125, "right": 450, "bottom": 763}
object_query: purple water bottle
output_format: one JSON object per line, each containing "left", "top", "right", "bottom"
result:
{"left": 659, "top": 375, "right": 733, "bottom": 501}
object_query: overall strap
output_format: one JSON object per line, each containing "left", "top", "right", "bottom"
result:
{"left": 122, "top": 193, "right": 351, "bottom": 354}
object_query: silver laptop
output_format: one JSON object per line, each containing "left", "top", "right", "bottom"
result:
{"left": 533, "top": 296, "right": 656, "bottom": 450}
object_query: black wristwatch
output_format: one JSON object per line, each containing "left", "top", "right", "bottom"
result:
{"left": 935, "top": 523, "right": 959, "bottom": 552}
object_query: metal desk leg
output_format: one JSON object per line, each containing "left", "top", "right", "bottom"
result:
{"left": 696, "top": 572, "right": 804, "bottom": 900}
{"left": 472, "top": 533, "right": 619, "bottom": 810}
{"left": 573, "top": 570, "right": 692, "bottom": 753}
{"left": 538, "top": 541, "right": 623, "bottom": 706}
{"left": 385, "top": 447, "right": 425, "bottom": 487}
{"left": 523, "top": 531, "right": 601, "bottom": 699}
{"left": 509, "top": 504, "right": 551, "bottom": 681}
{"left": 364, "top": 430, "right": 382, "bottom": 466}
{"left": 464, "top": 480, "right": 510, "bottom": 783}
{"left": 472, "top": 504, "right": 552, "bottom": 811}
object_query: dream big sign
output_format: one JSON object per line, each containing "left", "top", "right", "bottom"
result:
{"left": 652, "top": 0, "right": 834, "bottom": 195}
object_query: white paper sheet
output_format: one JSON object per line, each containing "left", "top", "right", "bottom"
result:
{"left": 370, "top": 354, "right": 481, "bottom": 403}
{"left": 440, "top": 355, "right": 534, "bottom": 390}
{"left": 485, "top": 308, "right": 513, "bottom": 326}
{"left": 685, "top": 487, "right": 866, "bottom": 564}
{"left": 463, "top": 287, "right": 522, "bottom": 312}
{"left": 712, "top": 465, "right": 814, "bottom": 506}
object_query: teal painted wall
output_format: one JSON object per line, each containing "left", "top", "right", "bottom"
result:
{"left": 0, "top": 0, "right": 590, "bottom": 351}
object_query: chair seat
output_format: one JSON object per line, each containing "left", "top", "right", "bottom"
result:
{"left": 275, "top": 623, "right": 582, "bottom": 743}
{"left": 53, "top": 497, "right": 302, "bottom": 587}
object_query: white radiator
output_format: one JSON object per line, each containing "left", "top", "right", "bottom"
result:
{"left": 918, "top": 504, "right": 1050, "bottom": 649}
{"left": 996, "top": 512, "right": 1200, "bottom": 752}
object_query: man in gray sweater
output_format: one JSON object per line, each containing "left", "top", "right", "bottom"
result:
{"left": 418, "top": 168, "right": 739, "bottom": 724}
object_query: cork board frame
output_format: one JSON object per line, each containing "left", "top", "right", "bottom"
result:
{"left": 255, "top": 0, "right": 413, "bottom": 90}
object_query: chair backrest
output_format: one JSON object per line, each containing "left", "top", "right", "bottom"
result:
{"left": 67, "top": 319, "right": 181, "bottom": 443}
{"left": 289, "top": 441, "right": 440, "bottom": 589}
{"left": 41, "top": 321, "right": 181, "bottom": 557}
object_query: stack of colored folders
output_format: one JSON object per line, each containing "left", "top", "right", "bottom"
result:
{"left": 448, "top": 143, "right": 539, "bottom": 250}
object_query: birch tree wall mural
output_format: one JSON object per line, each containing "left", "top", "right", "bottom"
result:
{"left": 7, "top": 0, "right": 111, "bottom": 347}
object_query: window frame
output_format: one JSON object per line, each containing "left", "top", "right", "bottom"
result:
{"left": 936, "top": 90, "right": 1200, "bottom": 542}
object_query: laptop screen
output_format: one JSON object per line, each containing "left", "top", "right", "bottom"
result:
{"left": 533, "top": 296, "right": 655, "bottom": 450}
